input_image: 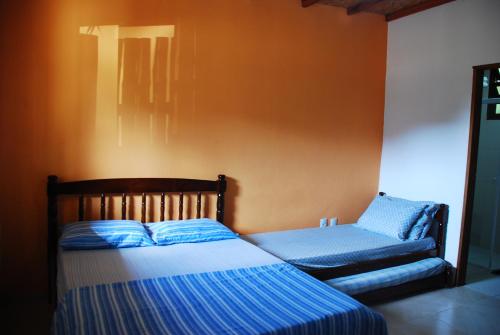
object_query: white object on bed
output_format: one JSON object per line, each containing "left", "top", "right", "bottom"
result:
{"left": 57, "top": 238, "right": 283, "bottom": 300}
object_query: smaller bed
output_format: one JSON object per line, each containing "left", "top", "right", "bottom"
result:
{"left": 243, "top": 192, "right": 451, "bottom": 301}
{"left": 242, "top": 224, "right": 437, "bottom": 271}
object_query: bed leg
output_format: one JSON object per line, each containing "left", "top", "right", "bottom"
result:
{"left": 445, "top": 265, "right": 457, "bottom": 287}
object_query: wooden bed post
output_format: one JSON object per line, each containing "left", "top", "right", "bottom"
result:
{"left": 435, "top": 204, "right": 449, "bottom": 259}
{"left": 216, "top": 175, "right": 226, "bottom": 224}
{"left": 47, "top": 175, "right": 59, "bottom": 304}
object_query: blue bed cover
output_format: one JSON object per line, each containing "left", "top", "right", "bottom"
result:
{"left": 242, "top": 224, "right": 436, "bottom": 270}
{"left": 54, "top": 263, "right": 387, "bottom": 335}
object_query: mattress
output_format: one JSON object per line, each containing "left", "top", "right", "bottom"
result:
{"left": 325, "top": 257, "right": 447, "bottom": 296}
{"left": 242, "top": 224, "right": 436, "bottom": 270}
{"left": 57, "top": 238, "right": 282, "bottom": 300}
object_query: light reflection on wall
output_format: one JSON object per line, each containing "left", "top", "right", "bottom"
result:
{"left": 79, "top": 25, "right": 175, "bottom": 147}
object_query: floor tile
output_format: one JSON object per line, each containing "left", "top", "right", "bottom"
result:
{"left": 374, "top": 306, "right": 466, "bottom": 335}
{"left": 436, "top": 303, "right": 500, "bottom": 335}
{"left": 372, "top": 280, "right": 500, "bottom": 335}
{"left": 405, "top": 316, "right": 466, "bottom": 335}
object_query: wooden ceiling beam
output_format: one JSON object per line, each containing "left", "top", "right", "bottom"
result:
{"left": 386, "top": 0, "right": 455, "bottom": 21}
{"left": 301, "top": 0, "right": 320, "bottom": 8}
{"left": 347, "top": 0, "right": 385, "bottom": 15}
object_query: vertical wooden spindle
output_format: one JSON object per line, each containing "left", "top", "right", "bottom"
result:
{"left": 179, "top": 192, "right": 184, "bottom": 220}
{"left": 436, "top": 204, "right": 447, "bottom": 259}
{"left": 160, "top": 193, "right": 165, "bottom": 221}
{"left": 141, "top": 193, "right": 146, "bottom": 223}
{"left": 216, "top": 175, "right": 226, "bottom": 223}
{"left": 78, "top": 195, "right": 84, "bottom": 221}
{"left": 196, "top": 192, "right": 202, "bottom": 219}
{"left": 100, "top": 193, "right": 106, "bottom": 220}
{"left": 121, "top": 193, "right": 127, "bottom": 220}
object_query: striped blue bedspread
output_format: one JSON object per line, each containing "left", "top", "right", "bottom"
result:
{"left": 326, "top": 257, "right": 447, "bottom": 296}
{"left": 54, "top": 263, "right": 387, "bottom": 335}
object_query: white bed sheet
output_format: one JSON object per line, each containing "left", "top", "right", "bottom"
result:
{"left": 57, "top": 238, "right": 283, "bottom": 300}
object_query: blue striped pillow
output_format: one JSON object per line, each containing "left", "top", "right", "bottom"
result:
{"left": 145, "top": 219, "right": 238, "bottom": 246}
{"left": 59, "top": 220, "right": 154, "bottom": 250}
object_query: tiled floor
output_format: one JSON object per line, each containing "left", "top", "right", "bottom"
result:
{"left": 372, "top": 276, "right": 500, "bottom": 335}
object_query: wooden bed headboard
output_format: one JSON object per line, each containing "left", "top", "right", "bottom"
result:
{"left": 47, "top": 174, "right": 227, "bottom": 303}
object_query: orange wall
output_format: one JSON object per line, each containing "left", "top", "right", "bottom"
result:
{"left": 0, "top": 0, "right": 387, "bottom": 298}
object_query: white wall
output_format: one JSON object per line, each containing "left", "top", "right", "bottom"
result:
{"left": 379, "top": 0, "right": 500, "bottom": 266}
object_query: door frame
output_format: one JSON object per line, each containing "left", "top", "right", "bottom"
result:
{"left": 456, "top": 62, "right": 500, "bottom": 285}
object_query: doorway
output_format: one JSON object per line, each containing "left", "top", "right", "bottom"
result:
{"left": 457, "top": 63, "right": 500, "bottom": 285}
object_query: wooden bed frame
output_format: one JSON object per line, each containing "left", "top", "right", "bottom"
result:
{"left": 304, "top": 192, "right": 453, "bottom": 304}
{"left": 48, "top": 178, "right": 451, "bottom": 306}
{"left": 47, "top": 174, "right": 227, "bottom": 304}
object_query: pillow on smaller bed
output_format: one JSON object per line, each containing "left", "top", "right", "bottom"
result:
{"left": 59, "top": 220, "right": 154, "bottom": 250}
{"left": 145, "top": 218, "right": 238, "bottom": 246}
{"left": 407, "top": 204, "right": 441, "bottom": 240}
{"left": 380, "top": 196, "right": 440, "bottom": 240}
{"left": 357, "top": 195, "right": 427, "bottom": 240}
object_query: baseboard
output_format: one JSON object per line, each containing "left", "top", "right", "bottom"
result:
{"left": 446, "top": 265, "right": 458, "bottom": 287}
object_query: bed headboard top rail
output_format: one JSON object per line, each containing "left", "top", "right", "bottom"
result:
{"left": 48, "top": 175, "right": 226, "bottom": 195}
